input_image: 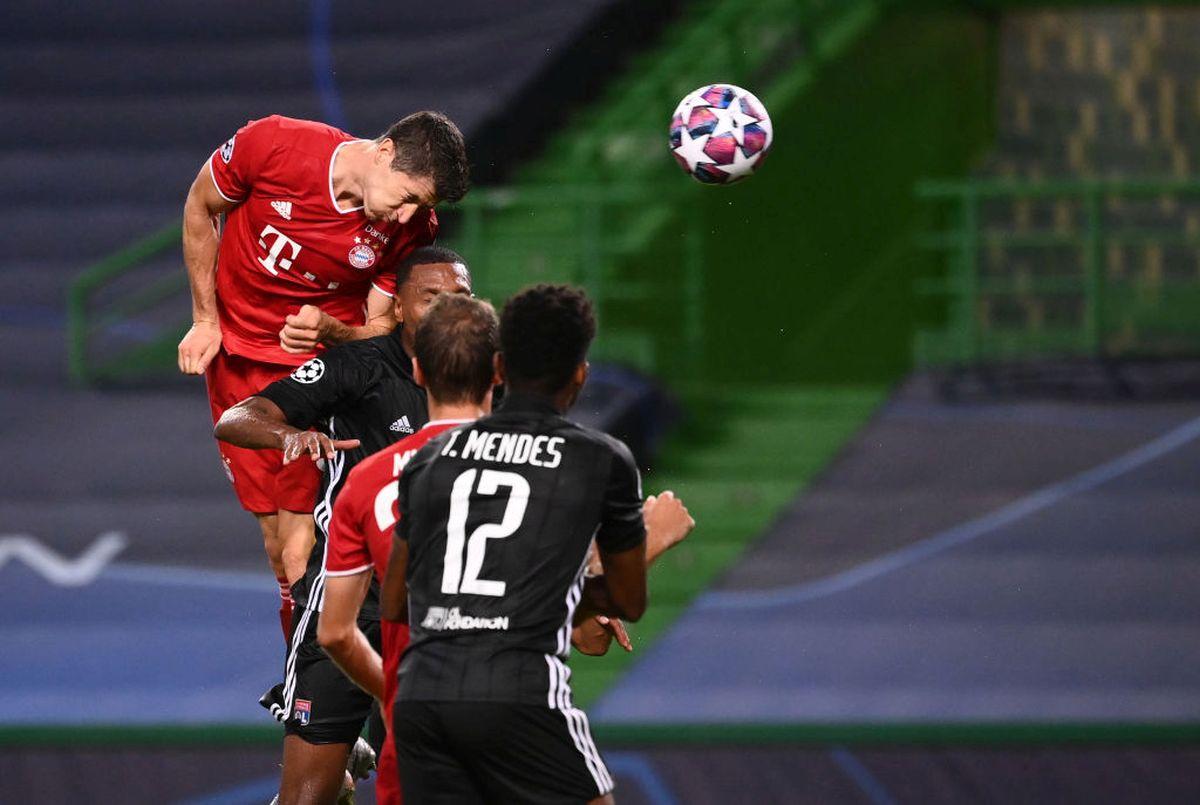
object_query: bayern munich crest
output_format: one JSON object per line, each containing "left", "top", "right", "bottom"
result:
{"left": 348, "top": 242, "right": 377, "bottom": 270}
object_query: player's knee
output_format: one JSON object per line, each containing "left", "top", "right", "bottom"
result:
{"left": 280, "top": 541, "right": 313, "bottom": 578}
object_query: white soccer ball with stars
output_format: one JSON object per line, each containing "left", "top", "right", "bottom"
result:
{"left": 670, "top": 83, "right": 773, "bottom": 184}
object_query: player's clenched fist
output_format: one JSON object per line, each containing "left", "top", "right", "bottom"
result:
{"left": 644, "top": 490, "right": 695, "bottom": 557}
{"left": 177, "top": 320, "right": 222, "bottom": 375}
{"left": 280, "top": 304, "right": 328, "bottom": 354}
{"left": 281, "top": 430, "right": 361, "bottom": 464}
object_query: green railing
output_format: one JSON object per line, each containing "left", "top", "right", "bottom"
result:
{"left": 65, "top": 185, "right": 705, "bottom": 386}
{"left": 914, "top": 177, "right": 1200, "bottom": 367}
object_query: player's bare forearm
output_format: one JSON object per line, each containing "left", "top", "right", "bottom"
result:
{"left": 319, "top": 312, "right": 395, "bottom": 346}
{"left": 322, "top": 628, "right": 385, "bottom": 701}
{"left": 281, "top": 291, "right": 394, "bottom": 353}
{"left": 182, "top": 163, "right": 233, "bottom": 323}
{"left": 380, "top": 537, "right": 410, "bottom": 623}
{"left": 213, "top": 396, "right": 295, "bottom": 450}
{"left": 318, "top": 573, "right": 384, "bottom": 699}
{"left": 179, "top": 163, "right": 235, "bottom": 374}
{"left": 214, "top": 396, "right": 360, "bottom": 461}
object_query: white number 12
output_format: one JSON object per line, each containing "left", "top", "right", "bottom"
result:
{"left": 441, "top": 469, "right": 529, "bottom": 597}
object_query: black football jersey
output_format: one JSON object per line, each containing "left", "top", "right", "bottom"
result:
{"left": 259, "top": 329, "right": 427, "bottom": 617}
{"left": 395, "top": 392, "right": 646, "bottom": 706}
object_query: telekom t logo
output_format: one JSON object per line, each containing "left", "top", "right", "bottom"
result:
{"left": 257, "top": 225, "right": 302, "bottom": 275}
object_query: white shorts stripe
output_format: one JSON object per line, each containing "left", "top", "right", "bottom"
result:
{"left": 546, "top": 655, "right": 612, "bottom": 794}
{"left": 282, "top": 435, "right": 347, "bottom": 714}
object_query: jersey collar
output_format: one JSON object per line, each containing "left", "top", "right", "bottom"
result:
{"left": 423, "top": 418, "right": 474, "bottom": 429}
{"left": 497, "top": 390, "right": 561, "bottom": 417}
{"left": 328, "top": 139, "right": 369, "bottom": 215}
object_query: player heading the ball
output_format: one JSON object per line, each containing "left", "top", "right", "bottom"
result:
{"left": 178, "top": 111, "right": 468, "bottom": 643}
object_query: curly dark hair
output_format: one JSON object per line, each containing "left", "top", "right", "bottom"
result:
{"left": 377, "top": 111, "right": 469, "bottom": 203}
{"left": 397, "top": 245, "right": 470, "bottom": 290}
{"left": 413, "top": 294, "right": 498, "bottom": 404}
{"left": 499, "top": 284, "right": 596, "bottom": 396}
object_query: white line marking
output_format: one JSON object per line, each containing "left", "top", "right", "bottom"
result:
{"left": 102, "top": 562, "right": 275, "bottom": 593}
{"left": 0, "top": 532, "right": 127, "bottom": 586}
{"left": 699, "top": 414, "right": 1200, "bottom": 611}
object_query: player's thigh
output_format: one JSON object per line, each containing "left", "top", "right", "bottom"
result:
{"left": 276, "top": 456, "right": 321, "bottom": 514}
{"left": 441, "top": 702, "right": 613, "bottom": 804}
{"left": 219, "top": 441, "right": 286, "bottom": 514}
{"left": 278, "top": 734, "right": 349, "bottom": 805}
{"left": 392, "top": 700, "right": 484, "bottom": 804}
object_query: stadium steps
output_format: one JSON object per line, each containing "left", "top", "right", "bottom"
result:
{"left": 569, "top": 383, "right": 887, "bottom": 706}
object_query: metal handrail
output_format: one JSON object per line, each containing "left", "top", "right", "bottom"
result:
{"left": 914, "top": 176, "right": 1200, "bottom": 367}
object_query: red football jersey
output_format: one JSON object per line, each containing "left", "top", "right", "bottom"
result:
{"left": 209, "top": 115, "right": 438, "bottom": 365}
{"left": 325, "top": 419, "right": 469, "bottom": 805}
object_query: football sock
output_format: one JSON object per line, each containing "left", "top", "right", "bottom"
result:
{"left": 277, "top": 576, "right": 293, "bottom": 640}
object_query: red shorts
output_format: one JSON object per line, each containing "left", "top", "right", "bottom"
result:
{"left": 205, "top": 348, "right": 321, "bottom": 514}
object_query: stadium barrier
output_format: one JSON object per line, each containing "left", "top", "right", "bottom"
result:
{"left": 65, "top": 185, "right": 705, "bottom": 387}
{"left": 915, "top": 177, "right": 1200, "bottom": 368}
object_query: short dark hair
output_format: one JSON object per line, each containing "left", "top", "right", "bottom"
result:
{"left": 413, "top": 295, "right": 498, "bottom": 405}
{"left": 397, "top": 245, "right": 470, "bottom": 290}
{"left": 377, "top": 111, "right": 469, "bottom": 203}
{"left": 499, "top": 284, "right": 596, "bottom": 396}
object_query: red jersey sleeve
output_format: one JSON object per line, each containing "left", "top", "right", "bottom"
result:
{"left": 326, "top": 467, "right": 374, "bottom": 576}
{"left": 209, "top": 116, "right": 283, "bottom": 204}
{"left": 370, "top": 209, "right": 439, "bottom": 298}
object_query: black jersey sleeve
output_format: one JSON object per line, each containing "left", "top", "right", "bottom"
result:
{"left": 395, "top": 443, "right": 437, "bottom": 545}
{"left": 595, "top": 438, "right": 646, "bottom": 554}
{"left": 395, "top": 458, "right": 417, "bottom": 545}
{"left": 257, "top": 349, "right": 374, "bottom": 430}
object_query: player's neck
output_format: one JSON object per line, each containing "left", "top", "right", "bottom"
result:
{"left": 427, "top": 399, "right": 488, "bottom": 423}
{"left": 330, "top": 140, "right": 369, "bottom": 210}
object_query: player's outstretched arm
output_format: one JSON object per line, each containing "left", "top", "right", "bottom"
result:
{"left": 318, "top": 571, "right": 383, "bottom": 700}
{"left": 214, "top": 396, "right": 360, "bottom": 461}
{"left": 178, "top": 162, "right": 235, "bottom": 375}
{"left": 280, "top": 289, "right": 395, "bottom": 354}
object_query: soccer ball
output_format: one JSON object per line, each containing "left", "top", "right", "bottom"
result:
{"left": 670, "top": 84, "right": 773, "bottom": 184}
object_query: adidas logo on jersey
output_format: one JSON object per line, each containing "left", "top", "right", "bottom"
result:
{"left": 390, "top": 415, "right": 414, "bottom": 434}
{"left": 271, "top": 200, "right": 293, "bottom": 220}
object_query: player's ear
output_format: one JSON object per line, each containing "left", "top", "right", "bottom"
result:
{"left": 376, "top": 137, "right": 394, "bottom": 166}
{"left": 393, "top": 294, "right": 404, "bottom": 325}
{"left": 412, "top": 357, "right": 426, "bottom": 389}
{"left": 494, "top": 351, "right": 507, "bottom": 384}
{"left": 573, "top": 361, "right": 589, "bottom": 388}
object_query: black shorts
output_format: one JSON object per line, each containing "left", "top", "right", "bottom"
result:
{"left": 392, "top": 700, "right": 614, "bottom": 804}
{"left": 259, "top": 603, "right": 382, "bottom": 746}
